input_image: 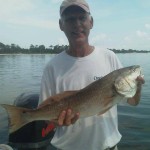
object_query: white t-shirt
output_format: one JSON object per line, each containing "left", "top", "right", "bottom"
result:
{"left": 39, "top": 47, "right": 122, "bottom": 150}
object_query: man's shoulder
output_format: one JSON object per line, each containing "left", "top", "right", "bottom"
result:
{"left": 46, "top": 51, "right": 66, "bottom": 66}
{"left": 95, "top": 47, "right": 116, "bottom": 58}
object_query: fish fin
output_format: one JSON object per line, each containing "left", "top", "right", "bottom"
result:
{"left": 97, "top": 106, "right": 112, "bottom": 116}
{"left": 38, "top": 91, "right": 78, "bottom": 108}
{"left": 1, "top": 104, "right": 33, "bottom": 133}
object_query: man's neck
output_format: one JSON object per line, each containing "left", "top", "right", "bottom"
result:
{"left": 66, "top": 44, "right": 94, "bottom": 57}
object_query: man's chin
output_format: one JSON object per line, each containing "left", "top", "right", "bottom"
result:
{"left": 73, "top": 37, "right": 86, "bottom": 44}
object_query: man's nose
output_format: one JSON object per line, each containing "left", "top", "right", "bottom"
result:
{"left": 74, "top": 18, "right": 82, "bottom": 26}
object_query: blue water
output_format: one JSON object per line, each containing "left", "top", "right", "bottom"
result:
{"left": 117, "top": 53, "right": 150, "bottom": 149}
{"left": 0, "top": 54, "right": 53, "bottom": 104}
{"left": 0, "top": 53, "right": 150, "bottom": 149}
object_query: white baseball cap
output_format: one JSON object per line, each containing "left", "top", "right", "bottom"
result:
{"left": 60, "top": 0, "right": 90, "bottom": 16}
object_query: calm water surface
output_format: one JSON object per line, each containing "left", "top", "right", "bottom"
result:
{"left": 0, "top": 53, "right": 150, "bottom": 149}
{"left": 0, "top": 54, "right": 53, "bottom": 104}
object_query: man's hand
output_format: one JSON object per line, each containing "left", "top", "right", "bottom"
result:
{"left": 52, "top": 109, "right": 80, "bottom": 126}
{"left": 38, "top": 94, "right": 80, "bottom": 127}
{"left": 41, "top": 109, "right": 80, "bottom": 136}
{"left": 127, "top": 76, "right": 145, "bottom": 106}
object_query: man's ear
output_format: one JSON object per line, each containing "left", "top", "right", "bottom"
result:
{"left": 59, "top": 19, "right": 64, "bottom": 31}
{"left": 90, "top": 16, "right": 94, "bottom": 29}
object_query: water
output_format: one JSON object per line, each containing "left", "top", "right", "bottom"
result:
{"left": 0, "top": 54, "right": 54, "bottom": 104}
{"left": 117, "top": 53, "right": 150, "bottom": 149}
{"left": 0, "top": 53, "right": 150, "bottom": 149}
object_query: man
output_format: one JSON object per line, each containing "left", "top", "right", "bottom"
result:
{"left": 39, "top": 0, "right": 144, "bottom": 150}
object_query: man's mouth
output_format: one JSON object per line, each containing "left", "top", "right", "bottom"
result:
{"left": 72, "top": 31, "right": 84, "bottom": 36}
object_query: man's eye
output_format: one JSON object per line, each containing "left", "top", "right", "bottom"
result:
{"left": 64, "top": 16, "right": 87, "bottom": 23}
{"left": 79, "top": 16, "right": 87, "bottom": 21}
{"left": 65, "top": 17, "right": 75, "bottom": 22}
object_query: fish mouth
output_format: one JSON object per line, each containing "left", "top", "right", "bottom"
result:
{"left": 131, "top": 65, "right": 140, "bottom": 71}
{"left": 114, "top": 65, "right": 143, "bottom": 98}
{"left": 139, "top": 68, "right": 144, "bottom": 77}
{"left": 129, "top": 65, "right": 142, "bottom": 76}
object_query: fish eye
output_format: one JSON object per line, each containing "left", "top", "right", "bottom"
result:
{"left": 132, "top": 68, "right": 136, "bottom": 72}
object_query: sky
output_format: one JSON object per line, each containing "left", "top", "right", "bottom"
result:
{"left": 0, "top": 0, "right": 150, "bottom": 50}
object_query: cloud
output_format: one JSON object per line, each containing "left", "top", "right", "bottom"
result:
{"left": 90, "top": 34, "right": 108, "bottom": 44}
{"left": 51, "top": 0, "right": 62, "bottom": 4}
{"left": 58, "top": 37, "right": 68, "bottom": 45}
{"left": 0, "top": 0, "right": 59, "bottom": 30}
{"left": 124, "top": 36, "right": 132, "bottom": 42}
{"left": 136, "top": 30, "right": 148, "bottom": 38}
{"left": 7, "top": 17, "right": 58, "bottom": 30}
{"left": 145, "top": 23, "right": 150, "bottom": 29}
{"left": 0, "top": 0, "right": 35, "bottom": 19}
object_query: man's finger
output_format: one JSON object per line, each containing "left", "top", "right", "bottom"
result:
{"left": 58, "top": 111, "right": 66, "bottom": 126}
{"left": 65, "top": 109, "right": 73, "bottom": 126}
{"left": 136, "top": 76, "right": 145, "bottom": 84}
{"left": 71, "top": 112, "right": 80, "bottom": 124}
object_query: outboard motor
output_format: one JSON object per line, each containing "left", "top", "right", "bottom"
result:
{"left": 9, "top": 93, "right": 56, "bottom": 150}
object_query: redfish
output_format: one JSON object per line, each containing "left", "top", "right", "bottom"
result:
{"left": 1, "top": 65, "right": 142, "bottom": 133}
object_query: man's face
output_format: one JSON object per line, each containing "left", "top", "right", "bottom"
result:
{"left": 60, "top": 6, "right": 93, "bottom": 44}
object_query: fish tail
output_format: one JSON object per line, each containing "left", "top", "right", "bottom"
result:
{"left": 1, "top": 104, "right": 33, "bottom": 133}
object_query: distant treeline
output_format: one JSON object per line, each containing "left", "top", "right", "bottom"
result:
{"left": 0, "top": 42, "right": 150, "bottom": 54}
{"left": 0, "top": 42, "right": 68, "bottom": 54}
{"left": 108, "top": 48, "right": 150, "bottom": 53}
